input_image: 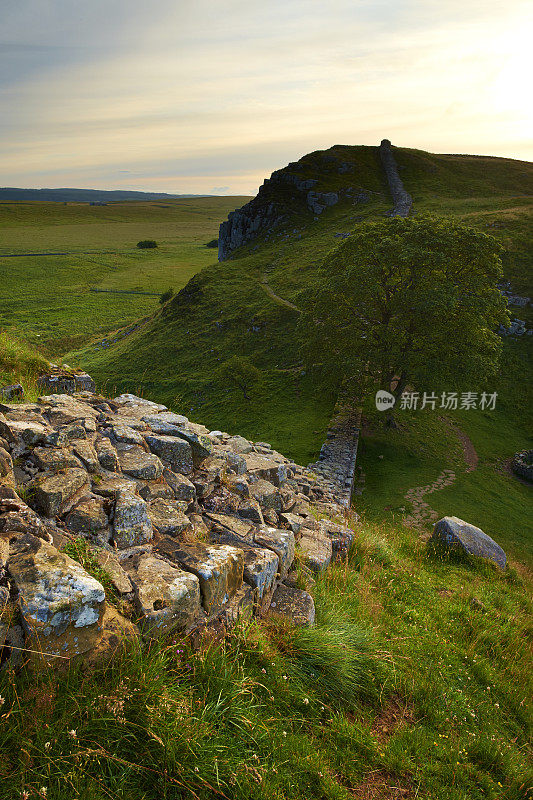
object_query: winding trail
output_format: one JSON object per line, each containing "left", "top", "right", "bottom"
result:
{"left": 260, "top": 277, "right": 301, "bottom": 312}
{"left": 403, "top": 422, "right": 478, "bottom": 528}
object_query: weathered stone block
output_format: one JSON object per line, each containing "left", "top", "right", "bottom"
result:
{"left": 155, "top": 537, "right": 244, "bottom": 615}
{"left": 126, "top": 553, "right": 201, "bottom": 635}
{"left": 7, "top": 533, "right": 106, "bottom": 660}
{"left": 33, "top": 468, "right": 89, "bottom": 518}
{"left": 250, "top": 478, "right": 282, "bottom": 510}
{"left": 147, "top": 498, "right": 192, "bottom": 536}
{"left": 254, "top": 526, "right": 295, "bottom": 577}
{"left": 118, "top": 446, "right": 163, "bottom": 481}
{"left": 144, "top": 435, "right": 194, "bottom": 474}
{"left": 163, "top": 468, "right": 196, "bottom": 503}
{"left": 96, "top": 437, "right": 120, "bottom": 471}
{"left": 268, "top": 584, "right": 315, "bottom": 627}
{"left": 113, "top": 491, "right": 153, "bottom": 549}
{"left": 32, "top": 447, "right": 81, "bottom": 472}
{"left": 66, "top": 496, "right": 109, "bottom": 535}
{"left": 298, "top": 529, "right": 332, "bottom": 572}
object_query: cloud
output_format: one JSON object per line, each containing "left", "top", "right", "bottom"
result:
{"left": 1, "top": 0, "right": 531, "bottom": 192}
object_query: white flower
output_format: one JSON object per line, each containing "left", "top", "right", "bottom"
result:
{"left": 68, "top": 729, "right": 77, "bottom": 739}
{"left": 261, "top": 668, "right": 266, "bottom": 674}
{"left": 282, "top": 731, "right": 287, "bottom": 737}
{"left": 303, "top": 698, "right": 309, "bottom": 705}
{"left": 44, "top": 742, "right": 51, "bottom": 750}
{"left": 0, "top": 695, "right": 5, "bottom": 706}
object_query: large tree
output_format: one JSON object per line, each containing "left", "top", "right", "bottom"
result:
{"left": 299, "top": 216, "right": 509, "bottom": 408}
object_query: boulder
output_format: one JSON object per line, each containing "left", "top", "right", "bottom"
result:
{"left": 91, "top": 474, "right": 138, "bottom": 499}
{"left": 144, "top": 435, "right": 193, "bottom": 474}
{"left": 430, "top": 516, "right": 506, "bottom": 569}
{"left": 155, "top": 537, "right": 244, "bottom": 615}
{"left": 113, "top": 491, "right": 153, "bottom": 549}
{"left": 268, "top": 585, "right": 315, "bottom": 626}
{"left": 227, "top": 435, "right": 253, "bottom": 454}
{"left": 0, "top": 447, "right": 15, "bottom": 488}
{"left": 125, "top": 552, "right": 201, "bottom": 635}
{"left": 118, "top": 446, "right": 163, "bottom": 481}
{"left": 32, "top": 468, "right": 90, "bottom": 518}
{"left": 7, "top": 533, "right": 106, "bottom": 660}
{"left": 171, "top": 429, "right": 214, "bottom": 467}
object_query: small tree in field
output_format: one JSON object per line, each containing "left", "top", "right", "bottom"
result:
{"left": 216, "top": 355, "right": 262, "bottom": 400}
{"left": 299, "top": 216, "right": 508, "bottom": 415}
{"left": 137, "top": 239, "right": 158, "bottom": 249}
{"left": 159, "top": 288, "right": 174, "bottom": 305}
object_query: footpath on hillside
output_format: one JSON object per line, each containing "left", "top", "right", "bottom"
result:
{"left": 403, "top": 422, "right": 478, "bottom": 528}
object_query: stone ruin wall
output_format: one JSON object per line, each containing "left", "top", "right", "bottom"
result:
{"left": 0, "top": 392, "right": 357, "bottom": 670}
{"left": 378, "top": 139, "right": 413, "bottom": 218}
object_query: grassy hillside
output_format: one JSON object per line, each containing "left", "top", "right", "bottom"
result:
{"left": 0, "top": 197, "right": 248, "bottom": 356}
{"left": 2, "top": 515, "right": 531, "bottom": 800}
{"left": 65, "top": 146, "right": 532, "bottom": 482}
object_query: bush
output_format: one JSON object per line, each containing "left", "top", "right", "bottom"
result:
{"left": 136, "top": 239, "right": 158, "bottom": 249}
{"left": 206, "top": 238, "right": 218, "bottom": 248}
{"left": 159, "top": 288, "right": 174, "bottom": 305}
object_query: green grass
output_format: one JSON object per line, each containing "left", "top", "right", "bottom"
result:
{"left": 1, "top": 517, "right": 531, "bottom": 799}
{"left": 0, "top": 198, "right": 248, "bottom": 355}
{"left": 0, "top": 329, "right": 50, "bottom": 390}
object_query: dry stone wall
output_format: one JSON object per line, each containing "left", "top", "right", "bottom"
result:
{"left": 0, "top": 392, "right": 356, "bottom": 669}
{"left": 308, "top": 392, "right": 361, "bottom": 507}
{"left": 379, "top": 139, "right": 413, "bottom": 218}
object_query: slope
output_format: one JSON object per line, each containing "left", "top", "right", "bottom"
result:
{"left": 69, "top": 145, "right": 532, "bottom": 470}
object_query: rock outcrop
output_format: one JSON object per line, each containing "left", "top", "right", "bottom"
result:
{"left": 0, "top": 391, "right": 356, "bottom": 667}
{"left": 379, "top": 139, "right": 413, "bottom": 218}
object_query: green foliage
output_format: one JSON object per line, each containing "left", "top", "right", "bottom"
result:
{"left": 216, "top": 354, "right": 263, "bottom": 400}
{"left": 158, "top": 288, "right": 174, "bottom": 305}
{"left": 300, "top": 216, "right": 509, "bottom": 401}
{"left": 205, "top": 238, "right": 218, "bottom": 248}
{"left": 1, "top": 518, "right": 531, "bottom": 799}
{"left": 136, "top": 239, "right": 158, "bottom": 249}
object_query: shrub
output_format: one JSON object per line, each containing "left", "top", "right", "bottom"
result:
{"left": 136, "top": 239, "right": 158, "bottom": 249}
{"left": 159, "top": 288, "right": 174, "bottom": 305}
{"left": 206, "top": 238, "right": 218, "bottom": 248}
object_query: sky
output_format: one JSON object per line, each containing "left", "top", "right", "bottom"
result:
{"left": 1, "top": 0, "right": 531, "bottom": 194}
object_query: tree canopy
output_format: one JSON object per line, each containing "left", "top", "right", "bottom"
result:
{"left": 299, "top": 216, "right": 509, "bottom": 402}
{"left": 216, "top": 355, "right": 262, "bottom": 400}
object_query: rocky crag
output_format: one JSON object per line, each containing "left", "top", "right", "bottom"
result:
{"left": 217, "top": 152, "right": 379, "bottom": 260}
{"left": 0, "top": 392, "right": 356, "bottom": 669}
{"left": 379, "top": 139, "right": 413, "bottom": 218}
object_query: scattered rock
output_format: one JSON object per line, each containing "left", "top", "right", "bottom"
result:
{"left": 268, "top": 584, "right": 315, "bottom": 626}
{"left": 429, "top": 516, "right": 506, "bottom": 569}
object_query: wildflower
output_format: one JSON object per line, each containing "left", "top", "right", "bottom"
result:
{"left": 283, "top": 675, "right": 288, "bottom": 681}
{"left": 44, "top": 742, "right": 51, "bottom": 750}
{"left": 21, "top": 793, "right": 29, "bottom": 800}
{"left": 303, "top": 698, "right": 309, "bottom": 705}
{"left": 194, "top": 767, "right": 199, "bottom": 773}
{"left": 0, "top": 695, "right": 4, "bottom": 706}
{"left": 40, "top": 789, "right": 48, "bottom": 797}
{"left": 261, "top": 668, "right": 266, "bottom": 674}
{"left": 495, "top": 703, "right": 500, "bottom": 708}
{"left": 282, "top": 731, "right": 287, "bottom": 737}
{"left": 68, "top": 729, "right": 77, "bottom": 739}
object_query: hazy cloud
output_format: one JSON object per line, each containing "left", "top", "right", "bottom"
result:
{"left": 1, "top": 0, "right": 531, "bottom": 193}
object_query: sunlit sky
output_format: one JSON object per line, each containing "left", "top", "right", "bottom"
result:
{"left": 1, "top": 0, "right": 531, "bottom": 194}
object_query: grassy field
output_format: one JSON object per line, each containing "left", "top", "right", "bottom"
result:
{"left": 1, "top": 516, "right": 531, "bottom": 800}
{"left": 0, "top": 198, "right": 248, "bottom": 355}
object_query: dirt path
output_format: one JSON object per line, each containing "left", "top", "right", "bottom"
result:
{"left": 260, "top": 277, "right": 301, "bottom": 313}
{"left": 403, "top": 423, "right": 478, "bottom": 528}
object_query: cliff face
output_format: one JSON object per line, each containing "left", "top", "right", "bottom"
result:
{"left": 216, "top": 150, "right": 380, "bottom": 260}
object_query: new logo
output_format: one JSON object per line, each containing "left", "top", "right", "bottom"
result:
{"left": 375, "top": 390, "right": 396, "bottom": 411}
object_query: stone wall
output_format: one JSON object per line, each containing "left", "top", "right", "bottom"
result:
{"left": 308, "top": 390, "right": 361, "bottom": 507}
{"left": 379, "top": 139, "right": 413, "bottom": 218}
{"left": 0, "top": 392, "right": 356, "bottom": 669}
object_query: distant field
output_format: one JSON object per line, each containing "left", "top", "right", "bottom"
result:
{"left": 0, "top": 197, "right": 249, "bottom": 354}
